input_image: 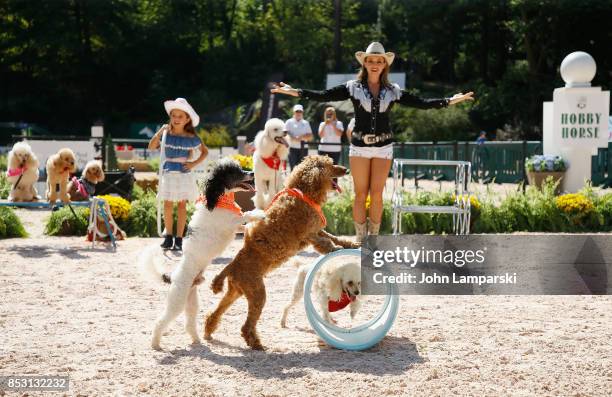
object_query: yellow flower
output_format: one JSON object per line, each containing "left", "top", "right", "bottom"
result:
{"left": 97, "top": 195, "right": 131, "bottom": 221}
{"left": 365, "top": 195, "right": 371, "bottom": 210}
{"left": 556, "top": 193, "right": 593, "bottom": 215}
{"left": 452, "top": 194, "right": 480, "bottom": 211}
{"left": 230, "top": 154, "right": 253, "bottom": 171}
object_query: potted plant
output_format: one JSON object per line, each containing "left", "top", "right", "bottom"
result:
{"left": 230, "top": 154, "right": 256, "bottom": 211}
{"left": 525, "top": 154, "right": 566, "bottom": 193}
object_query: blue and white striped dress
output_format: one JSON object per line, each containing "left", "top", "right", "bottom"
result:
{"left": 159, "top": 132, "right": 202, "bottom": 202}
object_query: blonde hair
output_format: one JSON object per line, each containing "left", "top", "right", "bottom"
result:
{"left": 357, "top": 56, "right": 391, "bottom": 88}
{"left": 324, "top": 106, "right": 337, "bottom": 121}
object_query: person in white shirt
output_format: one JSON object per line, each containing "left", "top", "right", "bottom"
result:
{"left": 284, "top": 104, "right": 313, "bottom": 169}
{"left": 317, "top": 106, "right": 343, "bottom": 165}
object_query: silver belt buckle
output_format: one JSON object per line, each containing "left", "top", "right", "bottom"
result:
{"left": 363, "top": 134, "right": 377, "bottom": 145}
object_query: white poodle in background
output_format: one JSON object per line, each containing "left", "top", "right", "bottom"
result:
{"left": 252, "top": 118, "right": 289, "bottom": 209}
{"left": 6, "top": 141, "right": 40, "bottom": 202}
{"left": 281, "top": 260, "right": 362, "bottom": 327}
{"left": 139, "top": 159, "right": 265, "bottom": 350}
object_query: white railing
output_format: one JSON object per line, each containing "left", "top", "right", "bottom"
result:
{"left": 392, "top": 159, "right": 472, "bottom": 235}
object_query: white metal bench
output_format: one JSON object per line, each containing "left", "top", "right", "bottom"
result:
{"left": 392, "top": 159, "right": 472, "bottom": 235}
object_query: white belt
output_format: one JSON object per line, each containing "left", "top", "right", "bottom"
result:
{"left": 352, "top": 132, "right": 392, "bottom": 145}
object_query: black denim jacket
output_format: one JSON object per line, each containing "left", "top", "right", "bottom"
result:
{"left": 299, "top": 80, "right": 449, "bottom": 147}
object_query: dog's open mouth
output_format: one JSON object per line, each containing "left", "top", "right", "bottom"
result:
{"left": 237, "top": 182, "right": 255, "bottom": 192}
{"left": 274, "top": 136, "right": 289, "bottom": 147}
{"left": 331, "top": 179, "right": 342, "bottom": 193}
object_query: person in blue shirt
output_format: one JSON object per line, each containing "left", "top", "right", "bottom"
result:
{"left": 148, "top": 98, "right": 208, "bottom": 250}
{"left": 476, "top": 131, "right": 487, "bottom": 145}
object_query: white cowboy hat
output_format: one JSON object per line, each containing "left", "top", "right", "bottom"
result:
{"left": 355, "top": 42, "right": 395, "bottom": 66}
{"left": 164, "top": 97, "right": 200, "bottom": 127}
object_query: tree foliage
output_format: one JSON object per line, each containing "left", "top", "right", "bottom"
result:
{"left": 1, "top": 0, "right": 610, "bottom": 140}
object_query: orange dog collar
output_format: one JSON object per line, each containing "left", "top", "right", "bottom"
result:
{"left": 196, "top": 192, "right": 243, "bottom": 216}
{"left": 268, "top": 188, "right": 326, "bottom": 228}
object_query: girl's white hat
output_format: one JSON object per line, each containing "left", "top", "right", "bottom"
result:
{"left": 355, "top": 42, "right": 395, "bottom": 66}
{"left": 164, "top": 98, "right": 200, "bottom": 127}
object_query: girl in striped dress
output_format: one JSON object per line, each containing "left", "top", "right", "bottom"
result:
{"left": 148, "top": 98, "right": 208, "bottom": 250}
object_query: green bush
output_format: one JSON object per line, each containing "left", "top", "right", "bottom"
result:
{"left": 0, "top": 173, "right": 10, "bottom": 200}
{"left": 594, "top": 193, "right": 612, "bottom": 229}
{"left": 322, "top": 179, "right": 612, "bottom": 235}
{"left": 322, "top": 190, "right": 357, "bottom": 235}
{"left": 125, "top": 190, "right": 195, "bottom": 237}
{"left": 198, "top": 124, "right": 233, "bottom": 148}
{"left": 43, "top": 190, "right": 198, "bottom": 237}
{"left": 130, "top": 184, "right": 157, "bottom": 202}
{"left": 391, "top": 99, "right": 475, "bottom": 142}
{"left": 148, "top": 157, "right": 160, "bottom": 173}
{"left": 0, "top": 207, "right": 28, "bottom": 238}
{"left": 44, "top": 207, "right": 89, "bottom": 236}
{"left": 0, "top": 154, "right": 7, "bottom": 171}
{"left": 126, "top": 192, "right": 158, "bottom": 237}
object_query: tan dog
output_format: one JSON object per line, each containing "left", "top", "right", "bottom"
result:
{"left": 6, "top": 141, "right": 40, "bottom": 202}
{"left": 205, "top": 155, "right": 358, "bottom": 350}
{"left": 45, "top": 148, "right": 77, "bottom": 203}
{"left": 67, "top": 160, "right": 105, "bottom": 201}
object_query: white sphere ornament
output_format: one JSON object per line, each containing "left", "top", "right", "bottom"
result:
{"left": 560, "top": 51, "right": 597, "bottom": 88}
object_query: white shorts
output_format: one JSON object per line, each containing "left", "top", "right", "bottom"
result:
{"left": 158, "top": 172, "right": 199, "bottom": 202}
{"left": 349, "top": 143, "right": 394, "bottom": 160}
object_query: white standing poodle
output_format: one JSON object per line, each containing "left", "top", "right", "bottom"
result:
{"left": 281, "top": 260, "right": 362, "bottom": 327}
{"left": 140, "top": 159, "right": 265, "bottom": 350}
{"left": 6, "top": 141, "right": 40, "bottom": 202}
{"left": 252, "top": 118, "right": 289, "bottom": 209}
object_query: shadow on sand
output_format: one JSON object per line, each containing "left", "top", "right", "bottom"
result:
{"left": 157, "top": 335, "right": 422, "bottom": 379}
{"left": 7, "top": 244, "right": 95, "bottom": 259}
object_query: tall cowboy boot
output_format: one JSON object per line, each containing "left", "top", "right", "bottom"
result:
{"left": 367, "top": 218, "right": 381, "bottom": 236}
{"left": 354, "top": 221, "right": 367, "bottom": 245}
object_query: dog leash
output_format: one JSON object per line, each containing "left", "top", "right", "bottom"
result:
{"left": 67, "top": 202, "right": 87, "bottom": 229}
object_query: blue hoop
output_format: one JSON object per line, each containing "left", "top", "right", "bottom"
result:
{"left": 303, "top": 248, "right": 400, "bottom": 351}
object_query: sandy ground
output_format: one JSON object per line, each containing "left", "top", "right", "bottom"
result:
{"left": 1, "top": 211, "right": 611, "bottom": 396}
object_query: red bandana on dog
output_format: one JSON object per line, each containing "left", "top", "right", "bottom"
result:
{"left": 261, "top": 152, "right": 286, "bottom": 171}
{"left": 328, "top": 292, "right": 356, "bottom": 312}
{"left": 196, "top": 192, "right": 243, "bottom": 216}
{"left": 267, "top": 188, "right": 326, "bottom": 228}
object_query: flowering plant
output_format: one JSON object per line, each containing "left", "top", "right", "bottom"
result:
{"left": 451, "top": 194, "right": 481, "bottom": 211}
{"left": 230, "top": 154, "right": 253, "bottom": 171}
{"left": 97, "top": 194, "right": 131, "bottom": 221}
{"left": 525, "top": 155, "right": 566, "bottom": 172}
{"left": 555, "top": 193, "right": 593, "bottom": 216}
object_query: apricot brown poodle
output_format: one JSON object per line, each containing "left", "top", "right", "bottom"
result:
{"left": 205, "top": 155, "right": 358, "bottom": 350}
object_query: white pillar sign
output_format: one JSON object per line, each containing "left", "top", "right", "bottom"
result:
{"left": 543, "top": 52, "right": 610, "bottom": 192}
{"left": 553, "top": 88, "right": 608, "bottom": 147}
